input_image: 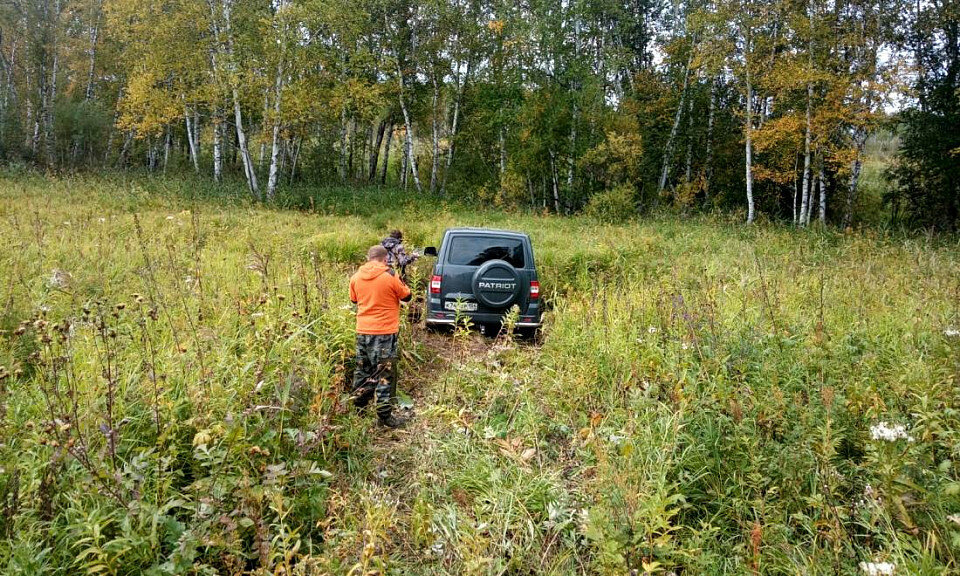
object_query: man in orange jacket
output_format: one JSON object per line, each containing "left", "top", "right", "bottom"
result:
{"left": 349, "top": 245, "right": 412, "bottom": 428}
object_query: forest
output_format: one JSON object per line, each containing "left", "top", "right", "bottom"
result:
{"left": 0, "top": 0, "right": 957, "bottom": 228}
{"left": 2, "top": 1, "right": 960, "bottom": 575}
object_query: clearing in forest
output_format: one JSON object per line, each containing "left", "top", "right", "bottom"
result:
{"left": 1, "top": 175, "right": 959, "bottom": 575}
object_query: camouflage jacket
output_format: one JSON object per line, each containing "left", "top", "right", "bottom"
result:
{"left": 381, "top": 237, "right": 417, "bottom": 268}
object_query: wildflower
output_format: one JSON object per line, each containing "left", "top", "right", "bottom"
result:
{"left": 648, "top": 326, "right": 657, "bottom": 334}
{"left": 945, "top": 327, "right": 960, "bottom": 337}
{"left": 681, "top": 343, "right": 690, "bottom": 350}
{"left": 870, "top": 421, "right": 915, "bottom": 442}
{"left": 859, "top": 561, "right": 895, "bottom": 575}
{"left": 166, "top": 216, "right": 175, "bottom": 221}
{"left": 608, "top": 433, "right": 626, "bottom": 445}
{"left": 948, "top": 514, "right": 960, "bottom": 526}
{"left": 98, "top": 217, "right": 106, "bottom": 223}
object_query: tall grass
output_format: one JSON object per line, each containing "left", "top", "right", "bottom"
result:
{"left": 0, "top": 172, "right": 958, "bottom": 575}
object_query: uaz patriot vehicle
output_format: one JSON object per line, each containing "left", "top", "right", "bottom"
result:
{"left": 422, "top": 228, "right": 542, "bottom": 334}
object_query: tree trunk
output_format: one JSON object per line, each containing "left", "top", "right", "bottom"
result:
{"left": 338, "top": 105, "right": 348, "bottom": 181}
{"left": 818, "top": 162, "right": 827, "bottom": 224}
{"left": 213, "top": 111, "right": 223, "bottom": 183}
{"left": 397, "top": 69, "right": 422, "bottom": 193}
{"left": 185, "top": 109, "right": 200, "bottom": 173}
{"left": 658, "top": 49, "right": 694, "bottom": 196}
{"left": 85, "top": 0, "right": 103, "bottom": 101}
{"left": 744, "top": 34, "right": 756, "bottom": 224}
{"left": 232, "top": 87, "right": 259, "bottom": 198}
{"left": 703, "top": 77, "right": 717, "bottom": 199}
{"left": 381, "top": 123, "right": 393, "bottom": 185}
{"left": 369, "top": 120, "right": 387, "bottom": 181}
{"left": 429, "top": 74, "right": 440, "bottom": 194}
{"left": 567, "top": 100, "right": 578, "bottom": 192}
{"left": 498, "top": 125, "right": 506, "bottom": 175}
{"left": 441, "top": 60, "right": 469, "bottom": 196}
{"left": 289, "top": 136, "right": 301, "bottom": 184}
{"left": 800, "top": 84, "right": 813, "bottom": 226}
{"left": 218, "top": 0, "right": 259, "bottom": 197}
{"left": 163, "top": 127, "right": 171, "bottom": 173}
{"left": 684, "top": 84, "right": 695, "bottom": 183}
{"left": 549, "top": 149, "right": 561, "bottom": 214}
{"left": 347, "top": 119, "right": 355, "bottom": 178}
{"left": 843, "top": 128, "right": 866, "bottom": 227}
{"left": 266, "top": 57, "right": 285, "bottom": 201}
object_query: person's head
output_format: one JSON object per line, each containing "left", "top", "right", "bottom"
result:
{"left": 389, "top": 229, "right": 403, "bottom": 241}
{"left": 367, "top": 245, "right": 389, "bottom": 262}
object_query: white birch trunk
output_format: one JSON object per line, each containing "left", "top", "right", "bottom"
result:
{"left": 85, "top": 0, "right": 103, "bottom": 101}
{"left": 266, "top": 58, "right": 285, "bottom": 200}
{"left": 800, "top": 85, "right": 813, "bottom": 226}
{"left": 498, "top": 126, "right": 506, "bottom": 175}
{"left": 658, "top": 49, "right": 694, "bottom": 195}
{"left": 162, "top": 127, "right": 171, "bottom": 173}
{"left": 213, "top": 112, "right": 223, "bottom": 183}
{"left": 397, "top": 67, "right": 422, "bottom": 193}
{"left": 441, "top": 60, "right": 469, "bottom": 195}
{"left": 429, "top": 75, "right": 440, "bottom": 194}
{"left": 185, "top": 109, "right": 200, "bottom": 173}
{"left": 704, "top": 78, "right": 717, "bottom": 199}
{"left": 818, "top": 163, "right": 826, "bottom": 223}
{"left": 218, "top": 0, "right": 258, "bottom": 197}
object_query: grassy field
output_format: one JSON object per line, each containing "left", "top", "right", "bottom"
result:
{"left": 1, "top": 173, "right": 959, "bottom": 575}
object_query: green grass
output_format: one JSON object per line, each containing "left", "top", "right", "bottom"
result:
{"left": 0, "top": 172, "right": 958, "bottom": 575}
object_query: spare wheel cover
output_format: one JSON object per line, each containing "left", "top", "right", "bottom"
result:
{"left": 472, "top": 260, "right": 521, "bottom": 309}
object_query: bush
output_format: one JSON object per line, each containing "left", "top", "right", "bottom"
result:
{"left": 584, "top": 184, "right": 637, "bottom": 223}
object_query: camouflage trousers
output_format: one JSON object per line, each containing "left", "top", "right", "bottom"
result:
{"left": 350, "top": 333, "right": 398, "bottom": 420}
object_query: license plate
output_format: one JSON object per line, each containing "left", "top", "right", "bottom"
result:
{"left": 444, "top": 301, "right": 478, "bottom": 312}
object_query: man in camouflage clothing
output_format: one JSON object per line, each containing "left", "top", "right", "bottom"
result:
{"left": 349, "top": 245, "right": 412, "bottom": 428}
{"left": 381, "top": 230, "right": 419, "bottom": 284}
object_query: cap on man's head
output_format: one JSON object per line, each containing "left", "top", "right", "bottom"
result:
{"left": 367, "top": 245, "right": 389, "bottom": 261}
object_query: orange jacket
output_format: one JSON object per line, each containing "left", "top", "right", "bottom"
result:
{"left": 349, "top": 261, "right": 412, "bottom": 335}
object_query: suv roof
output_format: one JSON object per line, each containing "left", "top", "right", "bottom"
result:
{"left": 445, "top": 227, "right": 530, "bottom": 238}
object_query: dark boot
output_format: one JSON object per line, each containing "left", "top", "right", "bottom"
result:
{"left": 378, "top": 413, "right": 409, "bottom": 429}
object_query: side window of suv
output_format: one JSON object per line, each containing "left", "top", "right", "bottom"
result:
{"left": 448, "top": 236, "right": 525, "bottom": 268}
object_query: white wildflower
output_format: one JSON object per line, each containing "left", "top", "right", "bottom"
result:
{"left": 98, "top": 217, "right": 106, "bottom": 223}
{"left": 870, "top": 421, "right": 915, "bottom": 442}
{"left": 430, "top": 541, "right": 445, "bottom": 556}
{"left": 948, "top": 514, "right": 960, "bottom": 526}
{"left": 859, "top": 561, "right": 895, "bottom": 576}
{"left": 681, "top": 343, "right": 690, "bottom": 350}
{"left": 166, "top": 215, "right": 175, "bottom": 221}
{"left": 483, "top": 426, "right": 497, "bottom": 440}
{"left": 945, "top": 327, "right": 960, "bottom": 337}
{"left": 648, "top": 326, "right": 657, "bottom": 334}
{"left": 608, "top": 433, "right": 626, "bottom": 445}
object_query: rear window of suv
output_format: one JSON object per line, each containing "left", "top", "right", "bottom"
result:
{"left": 448, "top": 236, "right": 526, "bottom": 268}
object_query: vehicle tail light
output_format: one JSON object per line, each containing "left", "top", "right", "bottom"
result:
{"left": 530, "top": 280, "right": 540, "bottom": 299}
{"left": 430, "top": 275, "right": 442, "bottom": 294}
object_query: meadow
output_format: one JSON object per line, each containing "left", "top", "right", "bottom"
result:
{"left": 0, "top": 172, "right": 958, "bottom": 575}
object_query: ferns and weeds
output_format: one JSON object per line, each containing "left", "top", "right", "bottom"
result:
{"left": 0, "top": 173, "right": 958, "bottom": 574}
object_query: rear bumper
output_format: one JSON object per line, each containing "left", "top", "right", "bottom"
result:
{"left": 424, "top": 315, "right": 541, "bottom": 328}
